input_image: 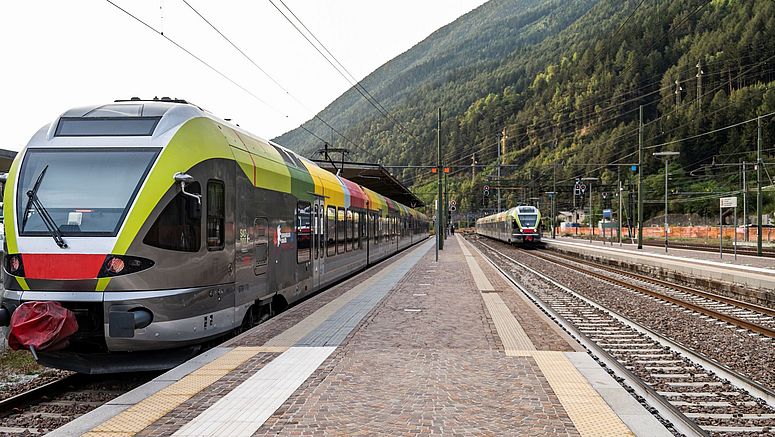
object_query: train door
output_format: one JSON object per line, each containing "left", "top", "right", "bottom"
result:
{"left": 312, "top": 198, "right": 323, "bottom": 289}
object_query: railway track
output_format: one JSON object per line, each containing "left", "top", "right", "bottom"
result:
{"left": 470, "top": 237, "right": 775, "bottom": 436}
{"left": 571, "top": 236, "right": 775, "bottom": 258}
{"left": 528, "top": 249, "right": 775, "bottom": 337}
{"left": 0, "top": 373, "right": 155, "bottom": 435}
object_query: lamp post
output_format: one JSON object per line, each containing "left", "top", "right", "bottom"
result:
{"left": 653, "top": 151, "right": 680, "bottom": 253}
{"left": 581, "top": 177, "right": 598, "bottom": 243}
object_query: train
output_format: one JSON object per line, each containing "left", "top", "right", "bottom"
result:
{"left": 0, "top": 98, "right": 429, "bottom": 373}
{"left": 475, "top": 206, "right": 543, "bottom": 244}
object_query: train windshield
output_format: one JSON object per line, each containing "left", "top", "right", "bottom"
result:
{"left": 17, "top": 148, "right": 159, "bottom": 236}
{"left": 518, "top": 214, "right": 538, "bottom": 227}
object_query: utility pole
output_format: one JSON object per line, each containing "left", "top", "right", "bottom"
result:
{"left": 437, "top": 107, "right": 443, "bottom": 258}
{"left": 696, "top": 61, "right": 703, "bottom": 111}
{"left": 757, "top": 115, "right": 762, "bottom": 256}
{"left": 743, "top": 160, "right": 748, "bottom": 242}
{"left": 618, "top": 167, "right": 623, "bottom": 245}
{"left": 552, "top": 164, "right": 557, "bottom": 239}
{"left": 444, "top": 170, "right": 449, "bottom": 239}
{"left": 637, "top": 105, "right": 644, "bottom": 249}
{"left": 471, "top": 154, "right": 477, "bottom": 183}
{"left": 498, "top": 127, "right": 506, "bottom": 213}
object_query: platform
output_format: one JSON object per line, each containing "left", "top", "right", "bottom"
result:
{"left": 544, "top": 236, "right": 775, "bottom": 305}
{"left": 52, "top": 236, "right": 667, "bottom": 436}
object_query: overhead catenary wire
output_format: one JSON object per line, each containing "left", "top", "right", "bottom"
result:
{"left": 178, "top": 0, "right": 381, "bottom": 162}
{"left": 267, "top": 0, "right": 420, "bottom": 144}
{"left": 103, "top": 0, "right": 285, "bottom": 116}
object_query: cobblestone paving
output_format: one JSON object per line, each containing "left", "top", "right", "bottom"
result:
{"left": 136, "top": 352, "right": 281, "bottom": 437}
{"left": 473, "top": 246, "right": 578, "bottom": 352}
{"left": 228, "top": 260, "right": 394, "bottom": 348}
{"left": 133, "top": 252, "right": 402, "bottom": 435}
{"left": 255, "top": 239, "right": 580, "bottom": 436}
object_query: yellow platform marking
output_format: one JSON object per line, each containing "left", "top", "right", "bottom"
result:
{"left": 265, "top": 244, "right": 426, "bottom": 347}
{"left": 458, "top": 236, "right": 495, "bottom": 291}
{"left": 531, "top": 351, "right": 633, "bottom": 436}
{"left": 83, "top": 347, "right": 261, "bottom": 437}
{"left": 482, "top": 293, "right": 537, "bottom": 352}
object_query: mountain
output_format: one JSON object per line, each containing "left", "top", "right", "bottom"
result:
{"left": 275, "top": 0, "right": 775, "bottom": 221}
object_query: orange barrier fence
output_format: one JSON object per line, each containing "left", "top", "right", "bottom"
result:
{"left": 556, "top": 225, "right": 775, "bottom": 242}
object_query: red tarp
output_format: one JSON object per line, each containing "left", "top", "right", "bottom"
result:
{"left": 8, "top": 301, "right": 78, "bottom": 352}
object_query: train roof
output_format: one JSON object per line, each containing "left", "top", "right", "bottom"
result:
{"left": 475, "top": 205, "right": 541, "bottom": 224}
{"left": 20, "top": 99, "right": 427, "bottom": 221}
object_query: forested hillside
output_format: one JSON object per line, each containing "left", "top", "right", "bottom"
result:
{"left": 275, "top": 0, "right": 775, "bottom": 221}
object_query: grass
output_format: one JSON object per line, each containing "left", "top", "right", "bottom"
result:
{"left": 0, "top": 348, "right": 47, "bottom": 375}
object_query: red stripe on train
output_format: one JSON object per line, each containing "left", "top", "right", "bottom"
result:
{"left": 21, "top": 254, "right": 106, "bottom": 280}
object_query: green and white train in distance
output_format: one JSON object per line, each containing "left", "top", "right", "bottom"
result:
{"left": 475, "top": 206, "right": 543, "bottom": 244}
{"left": 0, "top": 98, "right": 429, "bottom": 373}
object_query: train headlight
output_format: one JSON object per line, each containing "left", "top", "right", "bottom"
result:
{"left": 99, "top": 255, "right": 154, "bottom": 277}
{"left": 5, "top": 254, "right": 24, "bottom": 276}
{"left": 107, "top": 257, "right": 125, "bottom": 274}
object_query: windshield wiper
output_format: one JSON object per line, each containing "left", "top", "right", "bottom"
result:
{"left": 22, "top": 165, "right": 68, "bottom": 249}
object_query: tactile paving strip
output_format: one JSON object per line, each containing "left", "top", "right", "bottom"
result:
{"left": 481, "top": 293, "right": 537, "bottom": 352}
{"left": 458, "top": 236, "right": 496, "bottom": 291}
{"left": 266, "top": 241, "right": 432, "bottom": 347}
{"left": 84, "top": 347, "right": 261, "bottom": 437}
{"left": 172, "top": 346, "right": 336, "bottom": 437}
{"left": 531, "top": 351, "right": 633, "bottom": 436}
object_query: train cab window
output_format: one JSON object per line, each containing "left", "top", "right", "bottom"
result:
{"left": 297, "top": 201, "right": 311, "bottom": 263}
{"left": 337, "top": 207, "right": 346, "bottom": 254}
{"left": 143, "top": 182, "right": 201, "bottom": 252}
{"left": 327, "top": 206, "right": 336, "bottom": 257}
{"left": 255, "top": 217, "right": 268, "bottom": 266}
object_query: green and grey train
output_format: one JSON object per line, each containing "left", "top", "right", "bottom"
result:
{"left": 475, "top": 206, "right": 543, "bottom": 244}
{"left": 0, "top": 98, "right": 429, "bottom": 373}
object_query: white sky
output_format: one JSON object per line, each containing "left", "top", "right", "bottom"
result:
{"left": 0, "top": 0, "right": 488, "bottom": 151}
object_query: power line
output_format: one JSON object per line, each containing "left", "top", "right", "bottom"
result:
{"left": 178, "top": 0, "right": 380, "bottom": 162}
{"left": 267, "top": 0, "right": 419, "bottom": 142}
{"left": 103, "top": 0, "right": 285, "bottom": 115}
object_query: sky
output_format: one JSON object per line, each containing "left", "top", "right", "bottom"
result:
{"left": 0, "top": 0, "right": 489, "bottom": 152}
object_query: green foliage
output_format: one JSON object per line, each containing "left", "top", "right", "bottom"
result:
{"left": 275, "top": 0, "right": 775, "bottom": 220}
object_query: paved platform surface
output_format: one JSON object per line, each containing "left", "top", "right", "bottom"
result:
{"left": 553, "top": 235, "right": 775, "bottom": 270}
{"left": 53, "top": 237, "right": 667, "bottom": 436}
{"left": 545, "top": 237, "right": 775, "bottom": 305}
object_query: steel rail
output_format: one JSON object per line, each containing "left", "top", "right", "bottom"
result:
{"left": 545, "top": 249, "right": 775, "bottom": 317}
{"left": 0, "top": 374, "right": 82, "bottom": 418}
{"left": 469, "top": 240, "right": 707, "bottom": 436}
{"left": 475, "top": 238, "right": 775, "bottom": 409}
{"left": 526, "top": 249, "right": 775, "bottom": 338}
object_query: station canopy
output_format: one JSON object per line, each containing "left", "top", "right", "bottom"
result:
{"left": 0, "top": 149, "right": 16, "bottom": 173}
{"left": 312, "top": 160, "right": 424, "bottom": 208}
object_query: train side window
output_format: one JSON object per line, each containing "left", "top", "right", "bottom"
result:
{"left": 255, "top": 217, "right": 268, "bottom": 266}
{"left": 345, "top": 209, "right": 353, "bottom": 252}
{"left": 327, "top": 206, "right": 336, "bottom": 257}
{"left": 143, "top": 182, "right": 201, "bottom": 252}
{"left": 297, "top": 201, "right": 311, "bottom": 263}
{"left": 337, "top": 207, "right": 345, "bottom": 254}
{"left": 206, "top": 180, "right": 225, "bottom": 250}
{"left": 313, "top": 205, "right": 318, "bottom": 260}
{"left": 353, "top": 211, "right": 360, "bottom": 250}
